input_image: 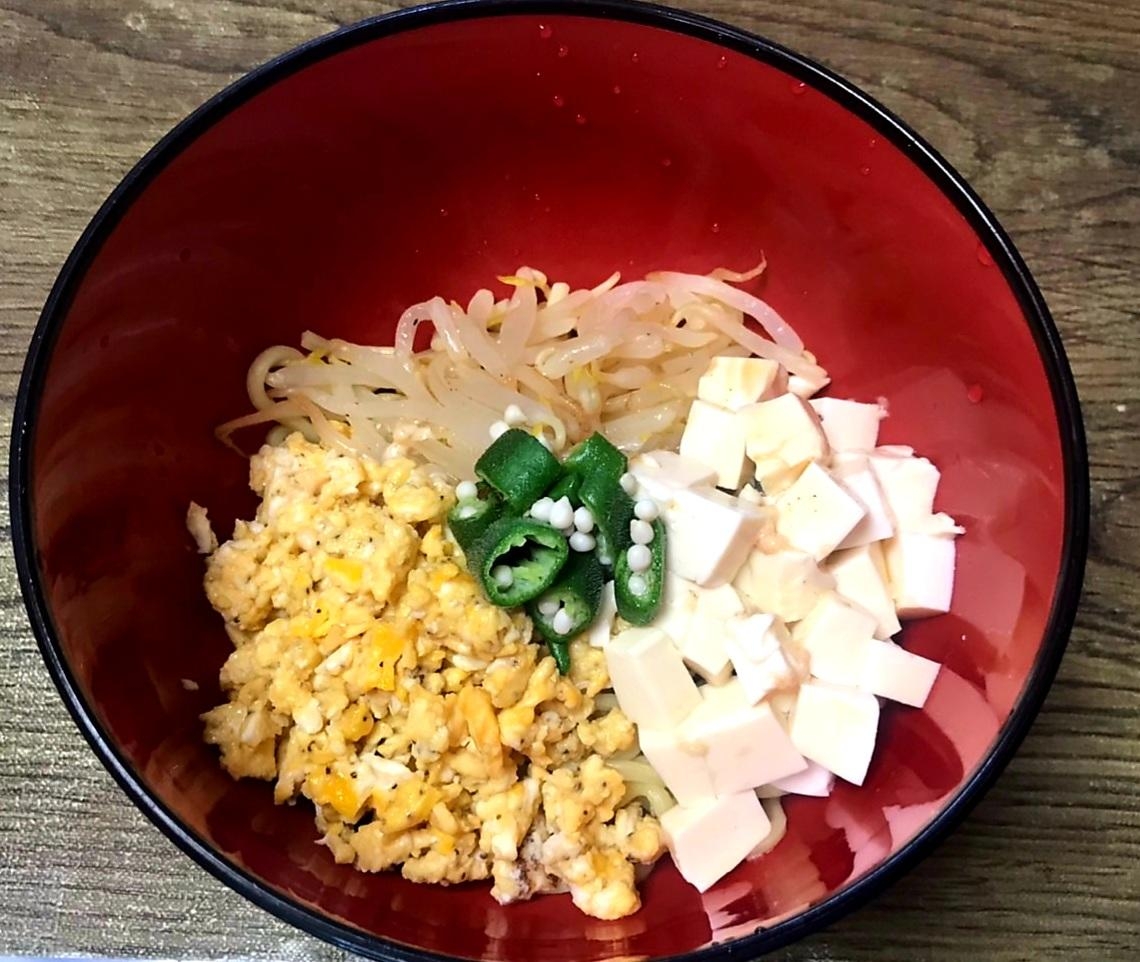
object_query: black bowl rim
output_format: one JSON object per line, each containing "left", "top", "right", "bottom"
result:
{"left": 9, "top": 0, "right": 1089, "bottom": 960}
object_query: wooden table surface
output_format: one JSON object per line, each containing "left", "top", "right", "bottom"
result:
{"left": 1, "top": 1, "right": 1137, "bottom": 959}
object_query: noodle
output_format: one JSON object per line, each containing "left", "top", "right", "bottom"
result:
{"left": 609, "top": 757, "right": 676, "bottom": 817}
{"left": 228, "top": 263, "right": 823, "bottom": 477}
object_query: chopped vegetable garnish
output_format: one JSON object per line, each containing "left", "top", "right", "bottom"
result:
{"left": 546, "top": 471, "right": 582, "bottom": 507}
{"left": 447, "top": 482, "right": 505, "bottom": 551}
{"left": 469, "top": 516, "right": 570, "bottom": 607}
{"left": 475, "top": 427, "right": 563, "bottom": 512}
{"left": 578, "top": 474, "right": 636, "bottom": 570}
{"left": 563, "top": 431, "right": 628, "bottom": 483}
{"left": 527, "top": 551, "right": 605, "bottom": 672}
{"left": 614, "top": 518, "right": 666, "bottom": 624}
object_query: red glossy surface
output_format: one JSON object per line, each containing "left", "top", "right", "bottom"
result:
{"left": 27, "top": 9, "right": 1067, "bottom": 962}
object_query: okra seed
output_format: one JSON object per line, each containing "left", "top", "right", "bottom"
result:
{"left": 529, "top": 497, "right": 554, "bottom": 522}
{"left": 569, "top": 531, "right": 596, "bottom": 553}
{"left": 552, "top": 607, "right": 574, "bottom": 635}
{"left": 549, "top": 497, "right": 575, "bottom": 530}
{"left": 491, "top": 565, "right": 514, "bottom": 588}
{"left": 634, "top": 498, "right": 659, "bottom": 521}
{"left": 630, "top": 519, "right": 654, "bottom": 545}
{"left": 572, "top": 506, "right": 595, "bottom": 533}
{"left": 627, "top": 544, "right": 652, "bottom": 572}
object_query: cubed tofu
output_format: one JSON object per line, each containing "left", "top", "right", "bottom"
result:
{"left": 831, "top": 452, "right": 895, "bottom": 549}
{"left": 661, "top": 790, "right": 772, "bottom": 893}
{"left": 605, "top": 627, "right": 701, "bottom": 728}
{"left": 630, "top": 450, "right": 717, "bottom": 503}
{"left": 809, "top": 398, "right": 884, "bottom": 452}
{"left": 586, "top": 581, "right": 618, "bottom": 648}
{"left": 882, "top": 532, "right": 957, "bottom": 618}
{"left": 682, "top": 681, "right": 807, "bottom": 794}
{"left": 638, "top": 726, "right": 716, "bottom": 805}
{"left": 697, "top": 356, "right": 788, "bottom": 410}
{"left": 788, "top": 372, "right": 829, "bottom": 399}
{"left": 733, "top": 549, "right": 835, "bottom": 624}
{"left": 659, "top": 486, "right": 767, "bottom": 586}
{"left": 737, "top": 484, "right": 765, "bottom": 506}
{"left": 769, "top": 760, "right": 836, "bottom": 797}
{"left": 739, "top": 393, "right": 829, "bottom": 493}
{"left": 680, "top": 399, "right": 749, "bottom": 489}
{"left": 655, "top": 573, "right": 700, "bottom": 646}
{"left": 773, "top": 462, "right": 866, "bottom": 561}
{"left": 860, "top": 639, "right": 941, "bottom": 707}
{"left": 826, "top": 544, "right": 902, "bottom": 640}
{"left": 791, "top": 592, "right": 877, "bottom": 686}
{"left": 869, "top": 449, "right": 962, "bottom": 536}
{"left": 680, "top": 583, "right": 745, "bottom": 684}
{"left": 790, "top": 681, "right": 880, "bottom": 786}
{"left": 680, "top": 614, "right": 734, "bottom": 685}
{"left": 767, "top": 689, "right": 798, "bottom": 728}
{"left": 725, "top": 613, "right": 806, "bottom": 704}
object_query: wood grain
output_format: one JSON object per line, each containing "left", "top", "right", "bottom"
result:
{"left": 1, "top": 1, "right": 1137, "bottom": 959}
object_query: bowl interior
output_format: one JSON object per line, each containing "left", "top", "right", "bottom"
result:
{"left": 22, "top": 7, "right": 1071, "bottom": 961}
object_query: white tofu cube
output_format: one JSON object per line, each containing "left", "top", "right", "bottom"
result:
{"left": 630, "top": 450, "right": 717, "bottom": 503}
{"left": 809, "top": 398, "right": 884, "bottom": 452}
{"left": 860, "top": 639, "right": 941, "bottom": 707}
{"left": 792, "top": 592, "right": 877, "bottom": 686}
{"left": 680, "top": 614, "right": 734, "bottom": 685}
{"left": 766, "top": 689, "right": 798, "bottom": 728}
{"left": 870, "top": 449, "right": 963, "bottom": 536}
{"left": 882, "top": 532, "right": 957, "bottom": 618}
{"left": 682, "top": 681, "right": 807, "bottom": 794}
{"left": 638, "top": 726, "right": 716, "bottom": 806}
{"left": 737, "top": 484, "right": 765, "bottom": 506}
{"left": 655, "top": 573, "right": 699, "bottom": 647}
{"left": 773, "top": 462, "right": 866, "bottom": 561}
{"left": 733, "top": 549, "right": 834, "bottom": 624}
{"left": 659, "top": 486, "right": 767, "bottom": 586}
{"left": 788, "top": 372, "right": 829, "bottom": 399}
{"left": 698, "top": 356, "right": 788, "bottom": 410}
{"left": 586, "top": 581, "right": 618, "bottom": 649}
{"left": 680, "top": 399, "right": 749, "bottom": 489}
{"left": 605, "top": 627, "right": 701, "bottom": 729}
{"left": 790, "top": 681, "right": 880, "bottom": 786}
{"left": 725, "top": 614, "right": 805, "bottom": 704}
{"left": 769, "top": 760, "right": 836, "bottom": 797}
{"left": 830, "top": 452, "right": 895, "bottom": 549}
{"left": 826, "top": 544, "right": 902, "bottom": 640}
{"left": 739, "top": 393, "right": 829, "bottom": 493}
{"left": 661, "top": 791, "right": 772, "bottom": 892}
{"left": 679, "top": 583, "right": 744, "bottom": 684}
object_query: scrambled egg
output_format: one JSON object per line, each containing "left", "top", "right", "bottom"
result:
{"left": 192, "top": 434, "right": 662, "bottom": 919}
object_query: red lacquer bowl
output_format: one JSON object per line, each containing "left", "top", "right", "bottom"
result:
{"left": 11, "top": 1, "right": 1088, "bottom": 959}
